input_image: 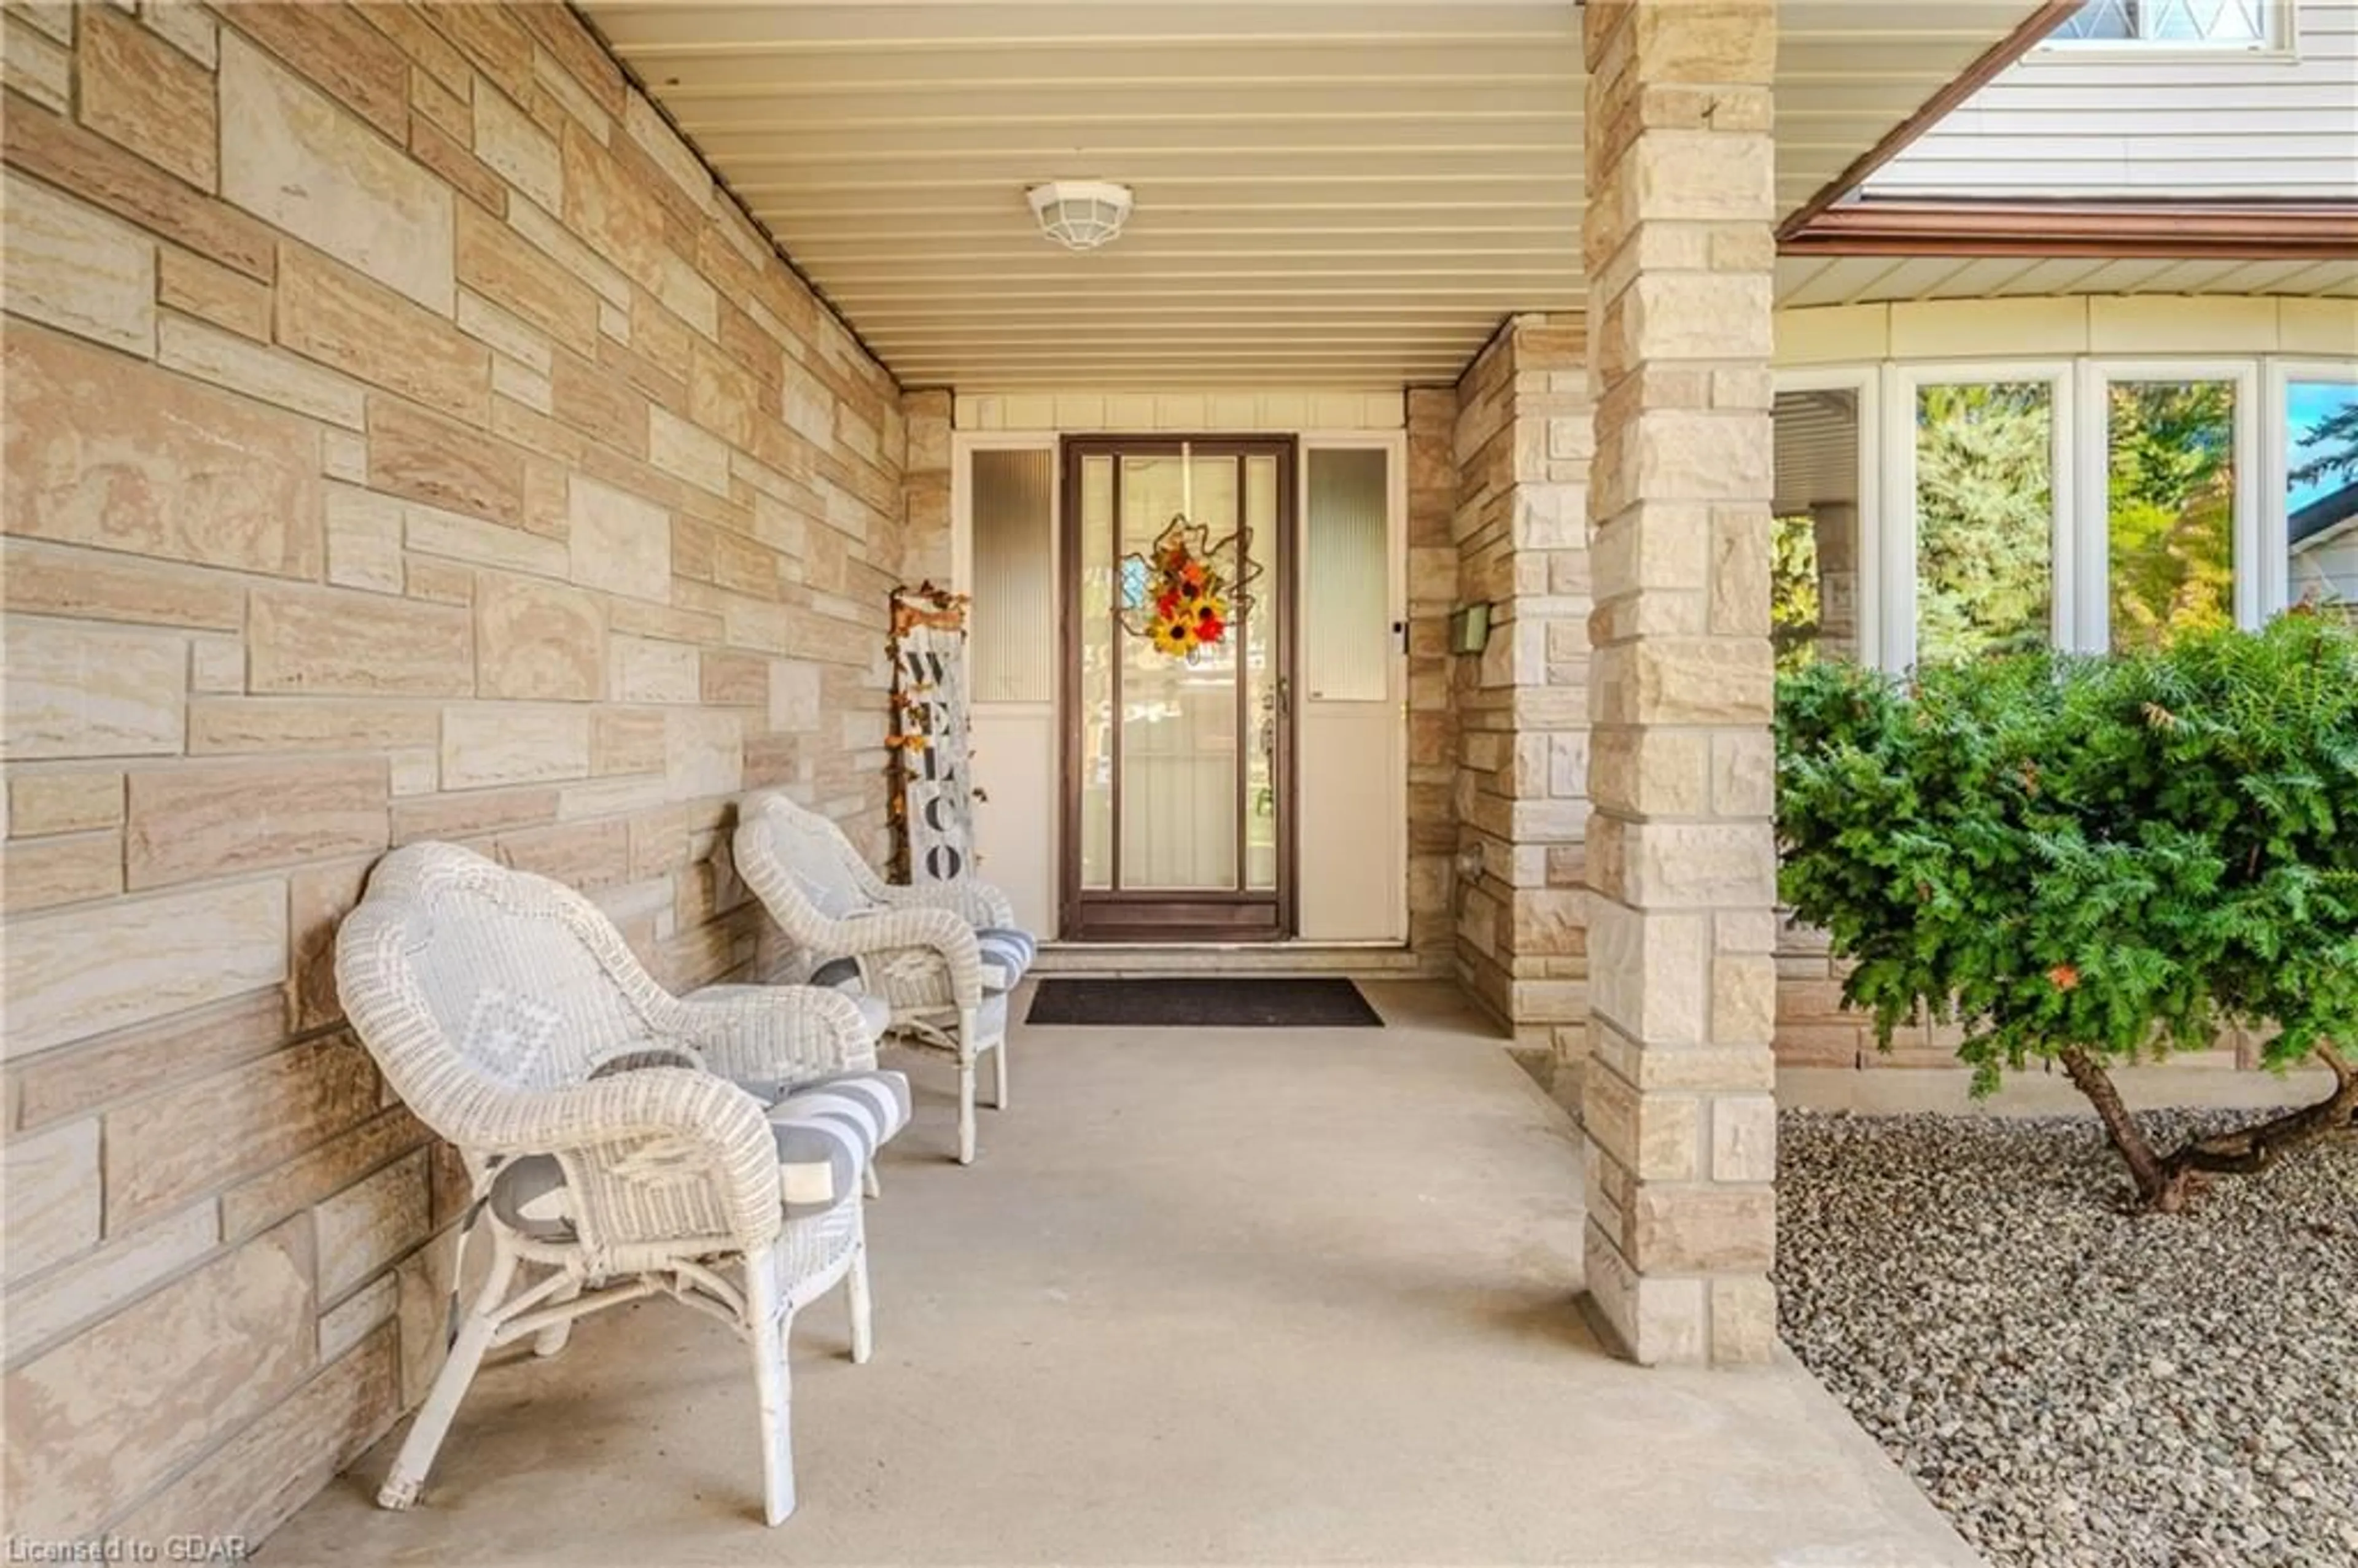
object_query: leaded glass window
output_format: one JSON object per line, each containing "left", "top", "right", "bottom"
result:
{"left": 2052, "top": 0, "right": 2275, "bottom": 44}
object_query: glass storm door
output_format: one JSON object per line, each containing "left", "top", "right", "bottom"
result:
{"left": 1061, "top": 437, "right": 1293, "bottom": 941}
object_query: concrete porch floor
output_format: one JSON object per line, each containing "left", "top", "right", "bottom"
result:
{"left": 263, "top": 981, "right": 1974, "bottom": 1567}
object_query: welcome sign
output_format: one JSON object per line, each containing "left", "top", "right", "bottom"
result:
{"left": 887, "top": 584, "right": 975, "bottom": 884}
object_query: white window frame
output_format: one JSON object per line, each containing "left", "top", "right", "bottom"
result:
{"left": 1783, "top": 351, "right": 2357, "bottom": 673}
{"left": 2036, "top": 0, "right": 2294, "bottom": 57}
{"left": 2264, "top": 356, "right": 2358, "bottom": 618}
{"left": 1295, "top": 429, "right": 1410, "bottom": 704}
{"left": 1293, "top": 429, "right": 1410, "bottom": 945}
{"left": 1883, "top": 361, "right": 2077, "bottom": 670}
{"left": 951, "top": 431, "right": 1060, "bottom": 712}
{"left": 1773, "top": 367, "right": 1883, "bottom": 669}
{"left": 2075, "top": 357, "right": 2259, "bottom": 650}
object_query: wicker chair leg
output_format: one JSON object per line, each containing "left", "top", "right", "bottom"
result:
{"left": 955, "top": 1063, "right": 977, "bottom": 1163}
{"left": 747, "top": 1245, "right": 797, "bottom": 1526}
{"left": 862, "top": 1164, "right": 882, "bottom": 1200}
{"left": 955, "top": 1007, "right": 979, "bottom": 1164}
{"left": 990, "top": 1036, "right": 1010, "bottom": 1111}
{"left": 378, "top": 1233, "right": 519, "bottom": 1510}
{"left": 846, "top": 1237, "right": 874, "bottom": 1365}
{"left": 532, "top": 1273, "right": 581, "bottom": 1357}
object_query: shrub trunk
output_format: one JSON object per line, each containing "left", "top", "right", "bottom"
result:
{"left": 2060, "top": 1044, "right": 2358, "bottom": 1212}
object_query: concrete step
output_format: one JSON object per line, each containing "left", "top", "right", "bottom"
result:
{"left": 1032, "top": 941, "right": 1426, "bottom": 979}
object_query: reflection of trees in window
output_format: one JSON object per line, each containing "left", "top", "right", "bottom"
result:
{"left": 2289, "top": 389, "right": 2358, "bottom": 618}
{"left": 2107, "top": 382, "right": 2234, "bottom": 651}
{"left": 1770, "top": 513, "right": 1821, "bottom": 672}
{"left": 2289, "top": 398, "right": 2358, "bottom": 493}
{"left": 1915, "top": 383, "right": 2053, "bottom": 666}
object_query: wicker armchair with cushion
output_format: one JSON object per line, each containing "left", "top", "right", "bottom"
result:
{"left": 334, "top": 840, "right": 908, "bottom": 1525}
{"left": 731, "top": 788, "right": 1035, "bottom": 1164}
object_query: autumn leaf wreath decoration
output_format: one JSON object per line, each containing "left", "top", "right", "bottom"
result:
{"left": 1119, "top": 518, "right": 1261, "bottom": 663}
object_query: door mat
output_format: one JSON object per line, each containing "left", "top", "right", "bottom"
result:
{"left": 1025, "top": 977, "right": 1383, "bottom": 1028}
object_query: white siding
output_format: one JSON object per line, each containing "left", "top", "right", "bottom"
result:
{"left": 2292, "top": 522, "right": 2358, "bottom": 605}
{"left": 1871, "top": 0, "right": 2358, "bottom": 200}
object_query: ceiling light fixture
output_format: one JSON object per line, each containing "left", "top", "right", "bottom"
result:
{"left": 1027, "top": 181, "right": 1134, "bottom": 251}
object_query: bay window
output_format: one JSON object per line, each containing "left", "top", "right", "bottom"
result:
{"left": 1907, "top": 375, "right": 2066, "bottom": 664}
{"left": 1771, "top": 353, "right": 2356, "bottom": 673}
{"left": 2274, "top": 365, "right": 2358, "bottom": 617}
{"left": 2080, "top": 365, "right": 2255, "bottom": 651}
{"left": 1770, "top": 378, "right": 1872, "bottom": 669}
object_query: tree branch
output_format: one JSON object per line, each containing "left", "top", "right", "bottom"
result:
{"left": 2163, "top": 1041, "right": 2358, "bottom": 1181}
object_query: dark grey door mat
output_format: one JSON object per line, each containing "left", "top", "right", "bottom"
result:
{"left": 1025, "top": 977, "right": 1383, "bottom": 1028}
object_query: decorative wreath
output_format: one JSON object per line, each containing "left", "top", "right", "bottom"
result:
{"left": 1118, "top": 518, "right": 1260, "bottom": 662}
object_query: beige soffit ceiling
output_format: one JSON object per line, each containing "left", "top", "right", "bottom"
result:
{"left": 1777, "top": 252, "right": 2358, "bottom": 310}
{"left": 582, "top": 1, "right": 2050, "bottom": 389}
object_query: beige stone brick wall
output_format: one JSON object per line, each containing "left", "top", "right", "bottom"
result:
{"left": 901, "top": 387, "right": 952, "bottom": 588}
{"left": 1, "top": 1, "right": 904, "bottom": 1542}
{"left": 1449, "top": 317, "right": 1593, "bottom": 1055}
{"left": 1404, "top": 386, "right": 1458, "bottom": 976}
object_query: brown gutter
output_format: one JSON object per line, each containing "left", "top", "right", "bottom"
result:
{"left": 1777, "top": 1, "right": 2084, "bottom": 243}
{"left": 1780, "top": 201, "right": 2358, "bottom": 258}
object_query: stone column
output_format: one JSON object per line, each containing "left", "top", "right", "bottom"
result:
{"left": 1450, "top": 320, "right": 1594, "bottom": 1081}
{"left": 1579, "top": 0, "right": 1780, "bottom": 1365}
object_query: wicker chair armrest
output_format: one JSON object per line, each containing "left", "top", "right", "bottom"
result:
{"left": 586, "top": 1042, "right": 707, "bottom": 1079}
{"left": 469, "top": 1068, "right": 782, "bottom": 1253}
{"left": 833, "top": 905, "right": 976, "bottom": 955}
{"left": 838, "top": 906, "right": 983, "bottom": 1006}
{"left": 871, "top": 877, "right": 1016, "bottom": 931}
{"left": 666, "top": 985, "right": 879, "bottom": 1084}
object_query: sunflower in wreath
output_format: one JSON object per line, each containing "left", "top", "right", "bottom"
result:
{"left": 1121, "top": 518, "right": 1257, "bottom": 663}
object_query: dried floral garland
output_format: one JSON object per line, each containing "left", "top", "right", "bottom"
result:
{"left": 1118, "top": 518, "right": 1260, "bottom": 662}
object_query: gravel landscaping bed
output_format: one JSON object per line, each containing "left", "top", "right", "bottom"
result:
{"left": 1777, "top": 1108, "right": 2358, "bottom": 1568}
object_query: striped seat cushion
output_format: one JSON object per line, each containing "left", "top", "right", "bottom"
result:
{"left": 488, "top": 1069, "right": 910, "bottom": 1237}
{"left": 766, "top": 1070, "right": 910, "bottom": 1216}
{"left": 976, "top": 928, "right": 1035, "bottom": 983}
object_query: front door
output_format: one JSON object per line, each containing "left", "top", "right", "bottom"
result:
{"left": 1060, "top": 437, "right": 1294, "bottom": 941}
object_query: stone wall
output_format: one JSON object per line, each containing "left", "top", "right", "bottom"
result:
{"left": 1, "top": 0, "right": 904, "bottom": 1542}
{"left": 1449, "top": 317, "right": 1594, "bottom": 1059}
{"left": 1403, "top": 387, "right": 1459, "bottom": 974}
{"left": 901, "top": 387, "right": 952, "bottom": 588}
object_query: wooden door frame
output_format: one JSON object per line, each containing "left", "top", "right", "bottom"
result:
{"left": 1057, "top": 435, "right": 1299, "bottom": 942}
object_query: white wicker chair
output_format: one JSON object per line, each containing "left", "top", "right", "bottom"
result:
{"left": 732, "top": 789, "right": 1033, "bottom": 1165}
{"left": 334, "top": 841, "right": 891, "bottom": 1526}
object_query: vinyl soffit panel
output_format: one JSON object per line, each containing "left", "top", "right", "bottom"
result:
{"left": 582, "top": 1, "right": 2053, "bottom": 386}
